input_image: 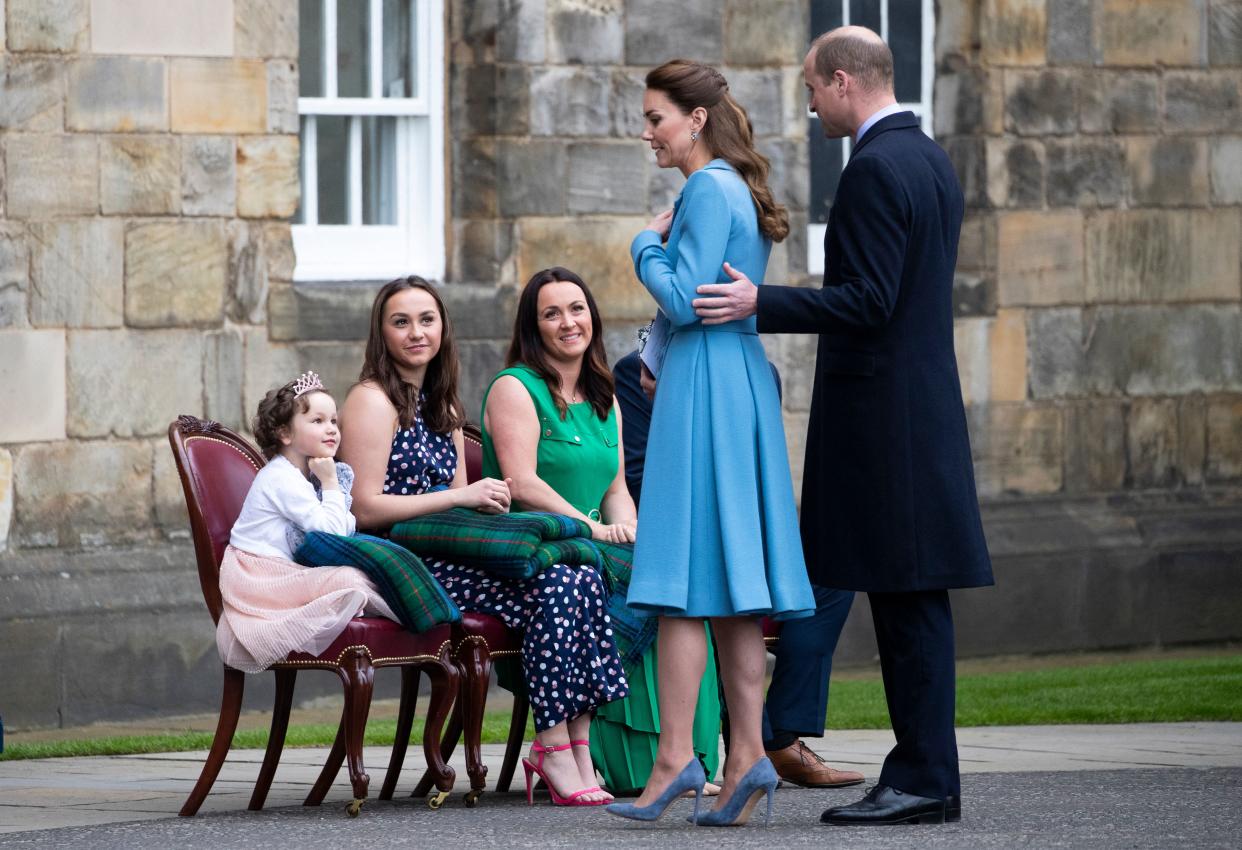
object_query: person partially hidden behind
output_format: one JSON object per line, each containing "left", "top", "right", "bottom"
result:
{"left": 614, "top": 350, "right": 864, "bottom": 793}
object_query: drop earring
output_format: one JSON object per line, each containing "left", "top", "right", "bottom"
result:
{"left": 690, "top": 130, "right": 699, "bottom": 141}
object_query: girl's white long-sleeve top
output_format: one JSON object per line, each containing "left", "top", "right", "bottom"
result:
{"left": 229, "top": 455, "right": 356, "bottom": 560}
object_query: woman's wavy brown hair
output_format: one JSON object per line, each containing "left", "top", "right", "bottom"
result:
{"left": 646, "top": 59, "right": 789, "bottom": 243}
{"left": 360, "top": 276, "right": 464, "bottom": 434}
{"left": 506, "top": 267, "right": 614, "bottom": 422}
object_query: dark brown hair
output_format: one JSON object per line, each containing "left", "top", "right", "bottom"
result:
{"left": 646, "top": 59, "right": 789, "bottom": 242}
{"left": 253, "top": 381, "right": 329, "bottom": 460}
{"left": 506, "top": 267, "right": 614, "bottom": 422}
{"left": 360, "top": 276, "right": 465, "bottom": 434}
{"left": 812, "top": 29, "right": 894, "bottom": 94}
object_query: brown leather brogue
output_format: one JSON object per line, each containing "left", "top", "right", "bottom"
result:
{"left": 768, "top": 739, "right": 865, "bottom": 788}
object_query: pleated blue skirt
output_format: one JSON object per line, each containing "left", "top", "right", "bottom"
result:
{"left": 629, "top": 324, "right": 815, "bottom": 621}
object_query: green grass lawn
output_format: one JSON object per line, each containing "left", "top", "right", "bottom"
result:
{"left": 3, "top": 654, "right": 1239, "bottom": 761}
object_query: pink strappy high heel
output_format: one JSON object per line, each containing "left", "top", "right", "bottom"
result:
{"left": 523, "top": 741, "right": 606, "bottom": 807}
{"left": 570, "top": 739, "right": 613, "bottom": 801}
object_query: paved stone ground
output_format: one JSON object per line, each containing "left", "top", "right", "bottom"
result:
{"left": 1, "top": 724, "right": 1240, "bottom": 847}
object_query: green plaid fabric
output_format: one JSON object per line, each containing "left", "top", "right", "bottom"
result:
{"left": 294, "top": 531, "right": 460, "bottom": 633}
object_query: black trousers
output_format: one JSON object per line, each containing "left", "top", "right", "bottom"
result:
{"left": 870, "top": 589, "right": 960, "bottom": 800}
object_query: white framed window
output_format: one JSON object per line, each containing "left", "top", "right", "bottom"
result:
{"left": 807, "top": 0, "right": 934, "bottom": 275}
{"left": 293, "top": 0, "right": 445, "bottom": 282}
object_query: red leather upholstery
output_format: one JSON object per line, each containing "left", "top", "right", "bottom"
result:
{"left": 287, "top": 620, "right": 453, "bottom": 665}
{"left": 183, "top": 435, "right": 261, "bottom": 574}
{"left": 761, "top": 616, "right": 782, "bottom": 640}
{"left": 462, "top": 422, "right": 484, "bottom": 485}
{"left": 456, "top": 612, "right": 521, "bottom": 652}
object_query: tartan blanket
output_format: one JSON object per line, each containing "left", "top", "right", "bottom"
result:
{"left": 293, "top": 531, "right": 461, "bottom": 633}
{"left": 389, "top": 508, "right": 656, "bottom": 671}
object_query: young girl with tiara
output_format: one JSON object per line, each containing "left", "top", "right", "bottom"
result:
{"left": 215, "top": 371, "right": 398, "bottom": 673}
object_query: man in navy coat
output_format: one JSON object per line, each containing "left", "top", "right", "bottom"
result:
{"left": 695, "top": 25, "right": 994, "bottom": 825}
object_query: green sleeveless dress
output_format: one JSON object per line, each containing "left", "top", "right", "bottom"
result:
{"left": 481, "top": 365, "right": 721, "bottom": 794}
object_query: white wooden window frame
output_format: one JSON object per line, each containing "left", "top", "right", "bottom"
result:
{"left": 293, "top": 0, "right": 445, "bottom": 282}
{"left": 807, "top": 0, "right": 934, "bottom": 275}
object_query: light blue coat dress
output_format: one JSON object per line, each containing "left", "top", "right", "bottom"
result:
{"left": 628, "top": 159, "right": 814, "bottom": 621}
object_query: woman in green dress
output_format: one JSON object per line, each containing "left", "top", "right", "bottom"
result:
{"left": 482, "top": 266, "right": 721, "bottom": 797}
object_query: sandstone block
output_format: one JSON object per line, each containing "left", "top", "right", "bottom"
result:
{"left": 171, "top": 59, "right": 267, "bottom": 134}
{"left": 728, "top": 69, "right": 784, "bottom": 138}
{"left": 497, "top": 139, "right": 567, "bottom": 216}
{"left": 294, "top": 341, "right": 366, "bottom": 402}
{"left": 1047, "top": 0, "right": 1092, "bottom": 65}
{"left": 1178, "top": 395, "right": 1207, "bottom": 485}
{"left": 204, "top": 328, "right": 244, "bottom": 430}
{"left": 67, "top": 329, "right": 204, "bottom": 438}
{"left": 6, "top": 0, "right": 87, "bottom": 52}
{"left": 1126, "top": 398, "right": 1179, "bottom": 488}
{"left": 996, "top": 210, "right": 1084, "bottom": 306}
{"left": 0, "top": 448, "right": 12, "bottom": 550}
{"left": 1126, "top": 136, "right": 1209, "bottom": 207}
{"left": 1205, "top": 396, "right": 1242, "bottom": 481}
{"left": 1163, "top": 72, "right": 1242, "bottom": 132}
{"left": 125, "top": 221, "right": 228, "bottom": 328}
{"left": 452, "top": 219, "right": 515, "bottom": 283}
{"left": 236, "top": 135, "right": 299, "bottom": 218}
{"left": 625, "top": 0, "right": 721, "bottom": 65}
{"left": 0, "top": 330, "right": 65, "bottom": 442}
{"left": 782, "top": 410, "right": 810, "bottom": 499}
{"left": 986, "top": 138, "right": 1044, "bottom": 208}
{"left": 1004, "top": 70, "right": 1078, "bottom": 135}
{"left": 759, "top": 138, "right": 808, "bottom": 211}
{"left": 530, "top": 67, "right": 612, "bottom": 137}
{"left": 242, "top": 325, "right": 300, "bottom": 429}
{"left": 0, "top": 223, "right": 30, "bottom": 329}
{"left": 980, "top": 0, "right": 1047, "bottom": 66}
{"left": 5, "top": 134, "right": 98, "bottom": 217}
{"left": 12, "top": 440, "right": 152, "bottom": 549}
{"left": 516, "top": 217, "right": 652, "bottom": 320}
{"left": 1064, "top": 401, "right": 1126, "bottom": 492}
{"left": 1085, "top": 210, "right": 1241, "bottom": 303}
{"left": 990, "top": 308, "right": 1028, "bottom": 403}
{"left": 0, "top": 57, "right": 64, "bottom": 131}
{"left": 547, "top": 0, "right": 623, "bottom": 64}
{"left": 496, "top": 0, "right": 547, "bottom": 63}
{"left": 1210, "top": 0, "right": 1242, "bottom": 65}
{"left": 235, "top": 0, "right": 297, "bottom": 59}
{"left": 452, "top": 139, "right": 496, "bottom": 218}
{"left": 457, "top": 338, "right": 511, "bottom": 417}
{"left": 1096, "top": 0, "right": 1203, "bottom": 67}
{"left": 724, "top": 0, "right": 806, "bottom": 66}
{"left": 268, "top": 281, "right": 377, "bottom": 342}
{"left": 1079, "top": 72, "right": 1159, "bottom": 134}
{"left": 456, "top": 64, "right": 530, "bottom": 138}
{"left": 610, "top": 69, "right": 648, "bottom": 138}
{"left": 90, "top": 0, "right": 233, "bottom": 57}
{"left": 439, "top": 283, "right": 519, "bottom": 340}
{"left": 263, "top": 222, "right": 296, "bottom": 282}
{"left": 30, "top": 219, "right": 124, "bottom": 328}
{"left": 1045, "top": 139, "right": 1124, "bottom": 207}
{"left": 953, "top": 274, "right": 996, "bottom": 319}
{"left": 100, "top": 136, "right": 180, "bottom": 215}
{"left": 181, "top": 135, "right": 236, "bottom": 216}
{"left": 934, "top": 67, "right": 1004, "bottom": 137}
{"left": 969, "top": 403, "right": 1064, "bottom": 496}
{"left": 945, "top": 137, "right": 988, "bottom": 209}
{"left": 1210, "top": 136, "right": 1242, "bottom": 203}
{"left": 647, "top": 157, "right": 685, "bottom": 213}
{"left": 568, "top": 142, "right": 647, "bottom": 214}
{"left": 66, "top": 57, "right": 166, "bottom": 132}
{"left": 152, "top": 437, "right": 189, "bottom": 532}
{"left": 954, "top": 317, "right": 990, "bottom": 407}
{"left": 1025, "top": 307, "right": 1084, "bottom": 398}
{"left": 227, "top": 221, "right": 267, "bottom": 325}
{"left": 267, "top": 59, "right": 299, "bottom": 134}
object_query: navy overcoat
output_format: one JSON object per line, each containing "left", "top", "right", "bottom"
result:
{"left": 757, "top": 112, "right": 994, "bottom": 593}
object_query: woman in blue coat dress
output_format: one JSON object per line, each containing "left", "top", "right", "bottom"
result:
{"left": 606, "top": 60, "right": 814, "bottom": 827}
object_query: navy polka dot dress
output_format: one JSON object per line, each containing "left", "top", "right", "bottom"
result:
{"left": 382, "top": 404, "right": 629, "bottom": 732}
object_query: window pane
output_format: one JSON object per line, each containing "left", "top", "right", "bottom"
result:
{"left": 382, "top": 0, "right": 415, "bottom": 98}
{"left": 889, "top": 0, "right": 923, "bottom": 103}
{"left": 295, "top": 115, "right": 309, "bottom": 223}
{"left": 809, "top": 131, "right": 844, "bottom": 223}
{"left": 849, "top": 0, "right": 881, "bottom": 33}
{"left": 362, "top": 116, "right": 398, "bottom": 224}
{"left": 337, "top": 0, "right": 370, "bottom": 97}
{"left": 317, "top": 115, "right": 350, "bottom": 224}
{"left": 810, "top": 0, "right": 843, "bottom": 40}
{"left": 299, "top": 0, "right": 324, "bottom": 96}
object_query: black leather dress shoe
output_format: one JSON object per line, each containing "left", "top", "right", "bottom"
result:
{"left": 946, "top": 794, "right": 961, "bottom": 822}
{"left": 820, "top": 784, "right": 947, "bottom": 825}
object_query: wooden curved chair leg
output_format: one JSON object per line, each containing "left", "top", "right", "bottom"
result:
{"left": 380, "top": 667, "right": 421, "bottom": 801}
{"left": 420, "top": 655, "right": 459, "bottom": 807}
{"left": 457, "top": 641, "right": 492, "bottom": 800}
{"left": 337, "top": 647, "right": 376, "bottom": 816}
{"left": 304, "top": 715, "right": 346, "bottom": 806}
{"left": 180, "top": 667, "right": 245, "bottom": 817}
{"left": 248, "top": 668, "right": 296, "bottom": 811}
{"left": 411, "top": 689, "right": 463, "bottom": 798}
{"left": 495, "top": 692, "right": 530, "bottom": 793}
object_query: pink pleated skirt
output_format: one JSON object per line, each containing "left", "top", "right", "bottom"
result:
{"left": 215, "top": 544, "right": 397, "bottom": 673}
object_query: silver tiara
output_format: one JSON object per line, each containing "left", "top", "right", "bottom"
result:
{"left": 293, "top": 371, "right": 325, "bottom": 397}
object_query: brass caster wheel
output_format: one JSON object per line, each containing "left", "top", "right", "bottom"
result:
{"left": 345, "top": 798, "right": 364, "bottom": 818}
{"left": 463, "top": 789, "right": 483, "bottom": 808}
{"left": 427, "top": 790, "right": 449, "bottom": 810}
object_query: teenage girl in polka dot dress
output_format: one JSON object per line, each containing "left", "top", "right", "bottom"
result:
{"left": 339, "top": 277, "right": 627, "bottom": 807}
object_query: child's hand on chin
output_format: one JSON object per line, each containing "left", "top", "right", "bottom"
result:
{"left": 307, "top": 456, "right": 340, "bottom": 490}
